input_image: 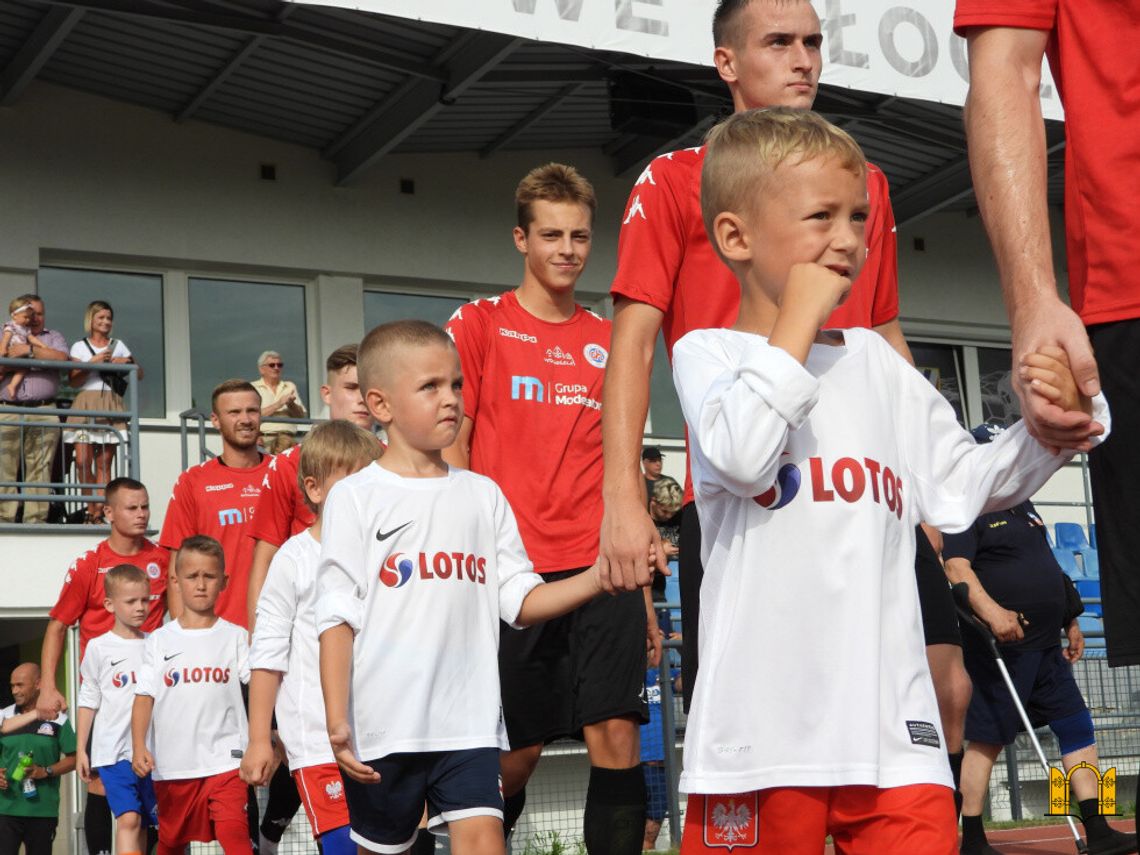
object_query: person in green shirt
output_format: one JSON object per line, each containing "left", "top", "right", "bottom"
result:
{"left": 0, "top": 663, "right": 76, "bottom": 855}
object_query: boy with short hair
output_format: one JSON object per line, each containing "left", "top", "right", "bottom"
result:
{"left": 76, "top": 565, "right": 158, "bottom": 855}
{"left": 241, "top": 420, "right": 383, "bottom": 855}
{"left": 670, "top": 108, "right": 1109, "bottom": 853}
{"left": 317, "top": 320, "right": 651, "bottom": 855}
{"left": 132, "top": 536, "right": 251, "bottom": 855}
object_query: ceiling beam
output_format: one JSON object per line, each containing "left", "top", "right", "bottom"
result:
{"left": 333, "top": 31, "right": 519, "bottom": 185}
{"left": 0, "top": 6, "right": 84, "bottom": 105}
{"left": 480, "top": 83, "right": 584, "bottom": 158}
{"left": 613, "top": 114, "right": 718, "bottom": 177}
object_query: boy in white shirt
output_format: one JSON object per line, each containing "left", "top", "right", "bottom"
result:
{"left": 316, "top": 320, "right": 652, "bottom": 855}
{"left": 671, "top": 108, "right": 1109, "bottom": 854}
{"left": 131, "top": 536, "right": 251, "bottom": 855}
{"left": 241, "top": 420, "right": 383, "bottom": 855}
{"left": 75, "top": 564, "right": 157, "bottom": 855}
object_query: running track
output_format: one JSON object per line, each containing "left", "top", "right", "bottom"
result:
{"left": 820, "top": 819, "right": 1137, "bottom": 853}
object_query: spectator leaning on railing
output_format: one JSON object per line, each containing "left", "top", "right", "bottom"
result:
{"left": 252, "top": 350, "right": 306, "bottom": 454}
{"left": 0, "top": 294, "right": 69, "bottom": 524}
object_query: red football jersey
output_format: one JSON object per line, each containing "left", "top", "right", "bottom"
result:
{"left": 248, "top": 445, "right": 314, "bottom": 548}
{"left": 954, "top": 0, "right": 1140, "bottom": 326}
{"left": 159, "top": 456, "right": 271, "bottom": 628}
{"left": 447, "top": 291, "right": 610, "bottom": 573}
{"left": 611, "top": 146, "right": 901, "bottom": 503}
{"left": 49, "top": 539, "right": 168, "bottom": 658}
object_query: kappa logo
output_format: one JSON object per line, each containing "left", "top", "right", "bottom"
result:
{"left": 623, "top": 194, "right": 646, "bottom": 225}
{"left": 97, "top": 566, "right": 115, "bottom": 575}
{"left": 380, "top": 553, "right": 415, "bottom": 588}
{"left": 499, "top": 327, "right": 537, "bottom": 344}
{"left": 145, "top": 562, "right": 162, "bottom": 579}
{"left": 583, "top": 343, "right": 608, "bottom": 368}
{"left": 205, "top": 483, "right": 234, "bottom": 492}
{"left": 704, "top": 794, "right": 758, "bottom": 850}
{"left": 325, "top": 780, "right": 344, "bottom": 801}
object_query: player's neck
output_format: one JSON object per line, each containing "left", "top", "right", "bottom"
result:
{"left": 307, "top": 518, "right": 323, "bottom": 543}
{"left": 219, "top": 444, "right": 262, "bottom": 469}
{"left": 111, "top": 622, "right": 144, "bottom": 640}
{"left": 378, "top": 442, "right": 448, "bottom": 479}
{"left": 177, "top": 610, "right": 219, "bottom": 630}
{"left": 732, "top": 282, "right": 780, "bottom": 338}
{"left": 106, "top": 530, "right": 145, "bottom": 556}
{"left": 515, "top": 281, "right": 576, "bottom": 323}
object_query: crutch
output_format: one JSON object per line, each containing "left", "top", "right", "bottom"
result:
{"left": 950, "top": 582, "right": 1088, "bottom": 854}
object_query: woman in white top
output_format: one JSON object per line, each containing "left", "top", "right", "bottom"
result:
{"left": 66, "top": 301, "right": 141, "bottom": 523}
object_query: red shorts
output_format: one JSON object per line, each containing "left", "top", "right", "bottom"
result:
{"left": 154, "top": 768, "right": 248, "bottom": 846}
{"left": 293, "top": 763, "right": 351, "bottom": 837}
{"left": 681, "top": 785, "right": 956, "bottom": 855}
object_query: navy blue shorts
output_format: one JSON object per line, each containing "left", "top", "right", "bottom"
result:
{"left": 97, "top": 759, "right": 158, "bottom": 827}
{"left": 341, "top": 748, "right": 503, "bottom": 853}
{"left": 963, "top": 642, "right": 1088, "bottom": 745}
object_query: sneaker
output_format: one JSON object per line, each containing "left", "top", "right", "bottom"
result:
{"left": 1087, "top": 829, "right": 1138, "bottom": 855}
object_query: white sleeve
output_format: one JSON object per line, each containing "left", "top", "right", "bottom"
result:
{"left": 135, "top": 635, "right": 158, "bottom": 698}
{"left": 895, "top": 352, "right": 1111, "bottom": 532}
{"left": 492, "top": 487, "right": 544, "bottom": 629}
{"left": 69, "top": 341, "right": 88, "bottom": 362}
{"left": 250, "top": 549, "right": 298, "bottom": 673}
{"left": 236, "top": 629, "right": 251, "bottom": 685}
{"left": 315, "top": 484, "right": 368, "bottom": 635}
{"left": 673, "top": 333, "right": 820, "bottom": 499}
{"left": 114, "top": 340, "right": 131, "bottom": 359}
{"left": 77, "top": 644, "right": 101, "bottom": 710}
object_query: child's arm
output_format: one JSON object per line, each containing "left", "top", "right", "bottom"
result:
{"left": 240, "top": 670, "right": 282, "bottom": 786}
{"left": 75, "top": 707, "right": 95, "bottom": 783}
{"left": 0, "top": 709, "right": 40, "bottom": 734}
{"left": 318, "top": 624, "right": 379, "bottom": 784}
{"left": 130, "top": 695, "right": 155, "bottom": 778}
{"left": 516, "top": 564, "right": 604, "bottom": 627}
{"left": 768, "top": 263, "right": 854, "bottom": 365}
{"left": 1021, "top": 346, "right": 1096, "bottom": 447}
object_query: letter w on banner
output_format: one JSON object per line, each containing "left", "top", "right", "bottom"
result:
{"left": 289, "top": 0, "right": 1061, "bottom": 120}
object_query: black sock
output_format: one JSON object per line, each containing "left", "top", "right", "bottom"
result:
{"left": 503, "top": 788, "right": 527, "bottom": 838}
{"left": 1080, "top": 797, "right": 1111, "bottom": 840}
{"left": 948, "top": 749, "right": 964, "bottom": 817}
{"left": 960, "top": 814, "right": 987, "bottom": 850}
{"left": 411, "top": 829, "right": 436, "bottom": 855}
{"left": 583, "top": 766, "right": 645, "bottom": 855}
{"left": 260, "top": 764, "right": 301, "bottom": 842}
{"left": 145, "top": 825, "right": 159, "bottom": 855}
{"left": 84, "top": 793, "right": 113, "bottom": 855}
{"left": 247, "top": 785, "right": 261, "bottom": 852}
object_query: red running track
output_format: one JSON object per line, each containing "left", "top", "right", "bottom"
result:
{"left": 821, "top": 819, "right": 1136, "bottom": 854}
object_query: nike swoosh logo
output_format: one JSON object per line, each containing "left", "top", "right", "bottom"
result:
{"left": 110, "top": 659, "right": 127, "bottom": 668}
{"left": 163, "top": 653, "right": 181, "bottom": 661}
{"left": 376, "top": 521, "right": 412, "bottom": 542}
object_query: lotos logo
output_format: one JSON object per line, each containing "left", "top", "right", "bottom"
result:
{"left": 111, "top": 672, "right": 136, "bottom": 688}
{"left": 380, "top": 554, "right": 415, "bottom": 588}
{"left": 325, "top": 780, "right": 344, "bottom": 801}
{"left": 753, "top": 462, "right": 801, "bottom": 510}
{"left": 164, "top": 666, "right": 232, "bottom": 687}
{"left": 583, "top": 343, "right": 608, "bottom": 368}
{"left": 163, "top": 668, "right": 181, "bottom": 687}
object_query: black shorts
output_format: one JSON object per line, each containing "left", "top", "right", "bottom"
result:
{"left": 499, "top": 567, "right": 649, "bottom": 748}
{"left": 1088, "top": 319, "right": 1140, "bottom": 666}
{"left": 342, "top": 748, "right": 503, "bottom": 853}
{"left": 679, "top": 503, "right": 703, "bottom": 712}
{"left": 0, "top": 816, "right": 57, "bottom": 855}
{"left": 963, "top": 643, "right": 1088, "bottom": 745}
{"left": 915, "top": 525, "right": 962, "bottom": 647}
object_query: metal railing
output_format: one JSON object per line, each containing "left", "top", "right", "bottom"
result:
{"left": 179, "top": 409, "right": 316, "bottom": 468}
{"left": 0, "top": 356, "right": 140, "bottom": 528}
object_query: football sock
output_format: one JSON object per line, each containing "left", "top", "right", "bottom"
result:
{"left": 246, "top": 786, "right": 261, "bottom": 852}
{"left": 1080, "top": 797, "right": 1111, "bottom": 839}
{"left": 948, "top": 749, "right": 964, "bottom": 817}
{"left": 583, "top": 766, "right": 645, "bottom": 855}
{"left": 218, "top": 817, "right": 256, "bottom": 855}
{"left": 503, "top": 788, "right": 527, "bottom": 838}
{"left": 85, "top": 793, "right": 113, "bottom": 855}
{"left": 318, "top": 826, "right": 356, "bottom": 855}
{"left": 260, "top": 764, "right": 300, "bottom": 845}
{"left": 411, "top": 829, "right": 436, "bottom": 855}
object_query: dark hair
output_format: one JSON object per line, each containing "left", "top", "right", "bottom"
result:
{"left": 177, "top": 535, "right": 225, "bottom": 572}
{"left": 713, "top": 0, "right": 752, "bottom": 47}
{"left": 104, "top": 563, "right": 149, "bottom": 597}
{"left": 358, "top": 320, "right": 455, "bottom": 394}
{"left": 105, "top": 477, "right": 146, "bottom": 504}
{"left": 211, "top": 379, "right": 260, "bottom": 414}
{"left": 326, "top": 344, "right": 359, "bottom": 375}
{"left": 516, "top": 163, "right": 597, "bottom": 232}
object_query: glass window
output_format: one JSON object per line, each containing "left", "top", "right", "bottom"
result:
{"left": 648, "top": 333, "right": 684, "bottom": 438}
{"left": 36, "top": 267, "right": 166, "bottom": 418}
{"left": 977, "top": 346, "right": 1022, "bottom": 427}
{"left": 910, "top": 342, "right": 967, "bottom": 427}
{"left": 188, "top": 278, "right": 308, "bottom": 412}
{"left": 364, "top": 291, "right": 467, "bottom": 330}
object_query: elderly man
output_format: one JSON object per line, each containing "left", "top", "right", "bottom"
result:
{"left": 252, "top": 350, "right": 306, "bottom": 453}
{"left": 0, "top": 295, "right": 69, "bottom": 523}
{"left": 0, "top": 663, "right": 77, "bottom": 855}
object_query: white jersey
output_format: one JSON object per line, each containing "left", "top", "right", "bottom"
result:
{"left": 672, "top": 327, "right": 1110, "bottom": 794}
{"left": 315, "top": 464, "right": 543, "bottom": 761}
{"left": 250, "top": 530, "right": 333, "bottom": 770}
{"left": 78, "top": 632, "right": 148, "bottom": 767}
{"left": 135, "top": 618, "right": 250, "bottom": 781}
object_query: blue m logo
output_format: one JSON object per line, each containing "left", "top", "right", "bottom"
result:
{"left": 511, "top": 376, "right": 544, "bottom": 402}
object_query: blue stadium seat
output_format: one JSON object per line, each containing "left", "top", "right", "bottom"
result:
{"left": 1079, "top": 548, "right": 1099, "bottom": 579}
{"left": 1056, "top": 522, "right": 1090, "bottom": 550}
{"left": 1052, "top": 547, "right": 1083, "bottom": 579}
{"left": 1089, "top": 523, "right": 1097, "bottom": 549}
{"left": 664, "top": 561, "right": 681, "bottom": 624}
{"left": 1078, "top": 615, "right": 1106, "bottom": 655}
{"left": 1075, "top": 579, "right": 1101, "bottom": 617}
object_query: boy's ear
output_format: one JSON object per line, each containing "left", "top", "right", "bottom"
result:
{"left": 319, "top": 384, "right": 332, "bottom": 406}
{"left": 365, "top": 387, "right": 393, "bottom": 425}
{"left": 301, "top": 475, "right": 322, "bottom": 508}
{"left": 103, "top": 597, "right": 115, "bottom": 615}
{"left": 512, "top": 225, "right": 529, "bottom": 256}
{"left": 712, "top": 212, "right": 751, "bottom": 263}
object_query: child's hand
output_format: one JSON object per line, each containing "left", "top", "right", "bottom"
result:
{"left": 76, "top": 751, "right": 90, "bottom": 784}
{"left": 239, "top": 739, "right": 275, "bottom": 787}
{"left": 327, "top": 721, "right": 380, "bottom": 784}
{"left": 131, "top": 748, "right": 154, "bottom": 778}
{"left": 780, "top": 263, "right": 854, "bottom": 331}
{"left": 1020, "top": 346, "right": 1091, "bottom": 417}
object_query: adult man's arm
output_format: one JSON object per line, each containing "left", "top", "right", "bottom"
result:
{"left": 246, "top": 540, "right": 279, "bottom": 631}
{"left": 943, "top": 556, "right": 1024, "bottom": 643}
{"left": 599, "top": 298, "right": 668, "bottom": 593}
{"left": 963, "top": 26, "right": 1099, "bottom": 447}
{"left": 9, "top": 334, "right": 68, "bottom": 361}
{"left": 37, "top": 619, "right": 70, "bottom": 719}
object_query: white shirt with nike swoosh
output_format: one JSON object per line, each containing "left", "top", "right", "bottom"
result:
{"left": 315, "top": 463, "right": 544, "bottom": 761}
{"left": 135, "top": 619, "right": 250, "bottom": 781}
{"left": 78, "top": 632, "right": 149, "bottom": 767}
